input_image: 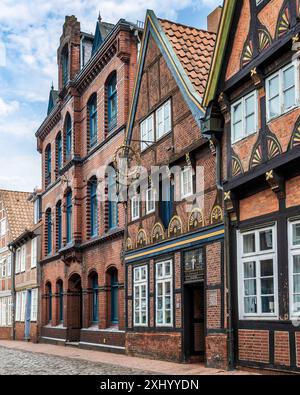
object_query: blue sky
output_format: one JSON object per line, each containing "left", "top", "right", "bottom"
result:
{"left": 0, "top": 0, "right": 221, "bottom": 192}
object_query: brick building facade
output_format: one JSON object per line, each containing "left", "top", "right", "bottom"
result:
{"left": 120, "top": 10, "right": 228, "bottom": 368}
{"left": 35, "top": 14, "right": 142, "bottom": 351}
{"left": 203, "top": 0, "right": 300, "bottom": 374}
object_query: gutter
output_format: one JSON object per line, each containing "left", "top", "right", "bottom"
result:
{"left": 212, "top": 134, "right": 235, "bottom": 370}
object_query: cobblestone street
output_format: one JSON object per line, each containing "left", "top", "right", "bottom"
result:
{"left": 0, "top": 346, "right": 154, "bottom": 375}
{"left": 0, "top": 341, "right": 256, "bottom": 375}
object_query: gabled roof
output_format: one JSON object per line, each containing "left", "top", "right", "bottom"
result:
{"left": 0, "top": 189, "right": 33, "bottom": 240}
{"left": 92, "top": 15, "right": 115, "bottom": 55}
{"left": 47, "top": 87, "right": 59, "bottom": 115}
{"left": 159, "top": 19, "right": 216, "bottom": 98}
{"left": 202, "top": 0, "right": 237, "bottom": 107}
{"left": 125, "top": 10, "right": 216, "bottom": 143}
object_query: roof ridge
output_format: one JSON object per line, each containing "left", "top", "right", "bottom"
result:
{"left": 158, "top": 18, "right": 217, "bottom": 36}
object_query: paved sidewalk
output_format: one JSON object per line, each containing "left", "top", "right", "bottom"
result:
{"left": 0, "top": 340, "right": 253, "bottom": 375}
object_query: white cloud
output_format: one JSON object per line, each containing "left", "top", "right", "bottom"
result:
{"left": 0, "top": 97, "right": 19, "bottom": 117}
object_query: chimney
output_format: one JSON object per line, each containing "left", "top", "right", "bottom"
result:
{"left": 207, "top": 6, "right": 222, "bottom": 34}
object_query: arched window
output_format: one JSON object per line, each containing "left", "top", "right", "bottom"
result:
{"left": 65, "top": 114, "right": 72, "bottom": 161}
{"left": 57, "top": 280, "right": 64, "bottom": 323}
{"left": 66, "top": 190, "right": 72, "bottom": 244}
{"left": 46, "top": 208, "right": 52, "bottom": 255}
{"left": 110, "top": 268, "right": 118, "bottom": 325}
{"left": 108, "top": 168, "right": 118, "bottom": 230}
{"left": 89, "top": 178, "right": 98, "bottom": 237}
{"left": 56, "top": 133, "right": 62, "bottom": 175}
{"left": 62, "top": 46, "right": 69, "bottom": 87}
{"left": 88, "top": 95, "right": 97, "bottom": 148}
{"left": 45, "top": 144, "right": 51, "bottom": 187}
{"left": 46, "top": 282, "right": 52, "bottom": 323}
{"left": 56, "top": 201, "right": 62, "bottom": 251}
{"left": 89, "top": 272, "right": 99, "bottom": 323}
{"left": 107, "top": 72, "right": 117, "bottom": 131}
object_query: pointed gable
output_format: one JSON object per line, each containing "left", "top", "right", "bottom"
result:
{"left": 126, "top": 10, "right": 216, "bottom": 144}
{"left": 159, "top": 19, "right": 216, "bottom": 97}
{"left": 47, "top": 88, "right": 58, "bottom": 115}
{"left": 0, "top": 190, "right": 33, "bottom": 240}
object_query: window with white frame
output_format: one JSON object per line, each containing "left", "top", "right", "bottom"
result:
{"left": 1, "top": 259, "right": 7, "bottom": 278}
{"left": 288, "top": 220, "right": 300, "bottom": 317}
{"left": 16, "top": 292, "right": 21, "bottom": 321}
{"left": 20, "top": 245, "right": 26, "bottom": 272}
{"left": 7, "top": 255, "right": 11, "bottom": 277}
{"left": 31, "top": 288, "right": 38, "bottom": 321}
{"left": 21, "top": 291, "right": 26, "bottom": 322}
{"left": 156, "top": 260, "right": 173, "bottom": 326}
{"left": 0, "top": 296, "right": 12, "bottom": 326}
{"left": 266, "top": 61, "right": 299, "bottom": 121}
{"left": 131, "top": 195, "right": 140, "bottom": 221}
{"left": 181, "top": 167, "right": 193, "bottom": 199}
{"left": 140, "top": 114, "right": 154, "bottom": 151}
{"left": 133, "top": 265, "right": 148, "bottom": 326}
{"left": 0, "top": 219, "right": 6, "bottom": 237}
{"left": 15, "top": 248, "right": 21, "bottom": 274}
{"left": 237, "top": 225, "right": 278, "bottom": 319}
{"left": 15, "top": 291, "right": 27, "bottom": 322}
{"left": 146, "top": 188, "right": 155, "bottom": 214}
{"left": 156, "top": 100, "right": 171, "bottom": 140}
{"left": 20, "top": 244, "right": 26, "bottom": 272}
{"left": 31, "top": 238, "right": 37, "bottom": 268}
{"left": 231, "top": 91, "right": 257, "bottom": 143}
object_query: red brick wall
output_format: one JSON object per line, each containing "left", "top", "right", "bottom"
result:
{"left": 239, "top": 189, "right": 279, "bottom": 222}
{"left": 126, "top": 332, "right": 182, "bottom": 362}
{"left": 238, "top": 330, "right": 269, "bottom": 363}
{"left": 0, "top": 327, "right": 11, "bottom": 339}
{"left": 286, "top": 176, "right": 300, "bottom": 208}
{"left": 15, "top": 322, "right": 39, "bottom": 343}
{"left": 274, "top": 331, "right": 290, "bottom": 367}
{"left": 206, "top": 334, "right": 228, "bottom": 370}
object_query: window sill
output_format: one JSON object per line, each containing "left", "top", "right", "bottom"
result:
{"left": 267, "top": 105, "right": 299, "bottom": 124}
{"left": 232, "top": 130, "right": 258, "bottom": 145}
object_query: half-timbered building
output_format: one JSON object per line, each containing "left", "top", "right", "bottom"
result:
{"left": 122, "top": 9, "right": 228, "bottom": 368}
{"left": 203, "top": 0, "right": 300, "bottom": 373}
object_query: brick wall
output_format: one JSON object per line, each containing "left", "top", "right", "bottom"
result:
{"left": 238, "top": 330, "right": 269, "bottom": 363}
{"left": 239, "top": 188, "right": 279, "bottom": 222}
{"left": 126, "top": 332, "right": 182, "bottom": 362}
{"left": 274, "top": 331, "right": 290, "bottom": 367}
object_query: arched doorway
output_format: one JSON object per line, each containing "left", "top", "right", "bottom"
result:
{"left": 67, "top": 273, "right": 82, "bottom": 342}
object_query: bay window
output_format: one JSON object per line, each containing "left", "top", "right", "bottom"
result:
{"left": 238, "top": 225, "right": 278, "bottom": 319}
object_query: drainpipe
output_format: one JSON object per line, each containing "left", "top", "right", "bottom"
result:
{"left": 8, "top": 244, "right": 16, "bottom": 341}
{"left": 212, "top": 135, "right": 234, "bottom": 370}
